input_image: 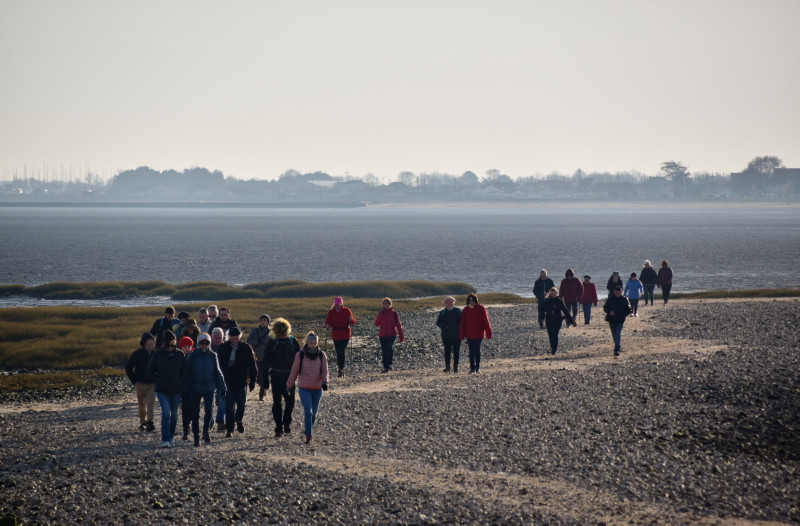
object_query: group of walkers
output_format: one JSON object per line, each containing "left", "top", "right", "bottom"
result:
{"left": 126, "top": 262, "right": 672, "bottom": 448}
{"left": 531, "top": 260, "right": 674, "bottom": 357}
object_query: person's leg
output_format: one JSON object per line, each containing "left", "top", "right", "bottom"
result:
{"left": 309, "top": 388, "right": 322, "bottom": 430}
{"left": 546, "top": 322, "right": 559, "bottom": 354}
{"left": 257, "top": 360, "right": 266, "bottom": 401}
{"left": 144, "top": 384, "right": 155, "bottom": 428}
{"left": 631, "top": 299, "right": 639, "bottom": 316}
{"left": 215, "top": 389, "right": 226, "bottom": 428}
{"left": 662, "top": 284, "right": 671, "bottom": 304}
{"left": 452, "top": 339, "right": 461, "bottom": 372}
{"left": 334, "top": 339, "right": 348, "bottom": 374}
{"left": 225, "top": 389, "right": 236, "bottom": 434}
{"left": 380, "top": 337, "right": 389, "bottom": 370}
{"left": 473, "top": 339, "right": 483, "bottom": 372}
{"left": 443, "top": 338, "right": 452, "bottom": 371}
{"left": 283, "top": 382, "right": 295, "bottom": 433}
{"left": 582, "top": 303, "right": 591, "bottom": 324}
{"left": 191, "top": 392, "right": 202, "bottom": 437}
{"left": 134, "top": 382, "right": 147, "bottom": 426}
{"left": 202, "top": 392, "right": 214, "bottom": 438}
{"left": 382, "top": 336, "right": 396, "bottom": 370}
{"left": 271, "top": 376, "right": 284, "bottom": 435}
{"left": 168, "top": 393, "right": 181, "bottom": 442}
{"left": 156, "top": 391, "right": 171, "bottom": 443}
{"left": 298, "top": 387, "right": 313, "bottom": 437}
{"left": 181, "top": 390, "right": 192, "bottom": 438}
{"left": 467, "top": 339, "right": 476, "bottom": 372}
{"left": 234, "top": 386, "right": 246, "bottom": 432}
{"left": 537, "top": 301, "right": 545, "bottom": 328}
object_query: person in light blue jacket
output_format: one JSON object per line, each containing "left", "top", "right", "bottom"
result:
{"left": 186, "top": 332, "right": 227, "bottom": 446}
{"left": 624, "top": 272, "right": 644, "bottom": 317}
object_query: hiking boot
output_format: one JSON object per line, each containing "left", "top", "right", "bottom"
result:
{"left": 236, "top": 421, "right": 244, "bottom": 434}
{"left": 337, "top": 369, "right": 344, "bottom": 378}
{"left": 443, "top": 367, "right": 450, "bottom": 373}
{"left": 305, "top": 435, "right": 312, "bottom": 444}
{"left": 283, "top": 426, "right": 292, "bottom": 435}
{"left": 182, "top": 432, "right": 189, "bottom": 441}
{"left": 203, "top": 433, "right": 211, "bottom": 444}
{"left": 614, "top": 349, "right": 620, "bottom": 357}
{"left": 225, "top": 431, "right": 232, "bottom": 438}
{"left": 194, "top": 435, "right": 200, "bottom": 447}
{"left": 146, "top": 422, "right": 156, "bottom": 432}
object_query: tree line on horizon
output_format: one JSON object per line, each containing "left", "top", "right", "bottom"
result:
{"left": 1, "top": 156, "right": 796, "bottom": 201}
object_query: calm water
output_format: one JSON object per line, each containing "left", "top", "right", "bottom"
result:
{"left": 1, "top": 204, "right": 798, "bottom": 305}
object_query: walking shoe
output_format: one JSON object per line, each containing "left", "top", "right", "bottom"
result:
{"left": 161, "top": 441, "right": 170, "bottom": 448}
{"left": 635, "top": 313, "right": 639, "bottom": 317}
{"left": 236, "top": 421, "right": 244, "bottom": 434}
{"left": 146, "top": 422, "right": 156, "bottom": 432}
{"left": 305, "top": 435, "right": 312, "bottom": 444}
{"left": 168, "top": 439, "right": 174, "bottom": 448}
{"left": 469, "top": 368, "right": 476, "bottom": 374}
{"left": 284, "top": 426, "right": 292, "bottom": 435}
{"left": 225, "top": 431, "right": 233, "bottom": 438}
{"left": 551, "top": 349, "right": 556, "bottom": 355}
{"left": 584, "top": 321, "right": 589, "bottom": 325}
{"left": 443, "top": 367, "right": 450, "bottom": 373}
{"left": 139, "top": 423, "right": 147, "bottom": 431}
{"left": 203, "top": 433, "right": 211, "bottom": 444}
{"left": 337, "top": 369, "right": 344, "bottom": 378}
{"left": 194, "top": 435, "right": 200, "bottom": 447}
{"left": 217, "top": 422, "right": 225, "bottom": 432}
{"left": 381, "top": 368, "right": 388, "bottom": 373}
{"left": 453, "top": 365, "right": 458, "bottom": 373}
{"left": 614, "top": 349, "right": 620, "bottom": 357}
{"left": 275, "top": 430, "right": 283, "bottom": 438}
{"left": 182, "top": 432, "right": 189, "bottom": 441}
{"left": 388, "top": 366, "right": 393, "bottom": 371}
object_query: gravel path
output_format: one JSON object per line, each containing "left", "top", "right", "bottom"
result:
{"left": 1, "top": 299, "right": 798, "bottom": 524}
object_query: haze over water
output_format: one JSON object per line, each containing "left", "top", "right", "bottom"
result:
{"left": 2, "top": 204, "right": 798, "bottom": 304}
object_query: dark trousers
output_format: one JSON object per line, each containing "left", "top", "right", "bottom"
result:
{"left": 270, "top": 372, "right": 295, "bottom": 432}
{"left": 565, "top": 301, "right": 579, "bottom": 321}
{"left": 643, "top": 284, "right": 655, "bottom": 305}
{"left": 536, "top": 300, "right": 546, "bottom": 327}
{"left": 380, "top": 336, "right": 396, "bottom": 369}
{"left": 467, "top": 338, "right": 483, "bottom": 372}
{"left": 191, "top": 391, "right": 214, "bottom": 436}
{"left": 333, "top": 339, "right": 349, "bottom": 371}
{"left": 225, "top": 386, "right": 247, "bottom": 432}
{"left": 181, "top": 390, "right": 193, "bottom": 435}
{"left": 257, "top": 360, "right": 266, "bottom": 400}
{"left": 443, "top": 338, "right": 460, "bottom": 370}
{"left": 661, "top": 284, "right": 672, "bottom": 304}
{"left": 546, "top": 320, "right": 563, "bottom": 354}
{"left": 630, "top": 298, "right": 640, "bottom": 315}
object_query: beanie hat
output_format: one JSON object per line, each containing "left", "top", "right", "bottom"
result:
{"left": 334, "top": 296, "right": 344, "bottom": 306}
{"left": 178, "top": 336, "right": 194, "bottom": 349}
{"left": 259, "top": 314, "right": 271, "bottom": 322}
{"left": 197, "top": 333, "right": 211, "bottom": 343}
{"left": 228, "top": 327, "right": 242, "bottom": 336}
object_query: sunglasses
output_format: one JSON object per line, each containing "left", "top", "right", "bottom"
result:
{"left": 199, "top": 341, "right": 210, "bottom": 345}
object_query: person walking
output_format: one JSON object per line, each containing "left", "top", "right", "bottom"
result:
{"left": 149, "top": 306, "right": 176, "bottom": 350}
{"left": 459, "top": 293, "right": 492, "bottom": 374}
{"left": 216, "top": 327, "right": 257, "bottom": 438}
{"left": 286, "top": 332, "right": 329, "bottom": 444}
{"left": 559, "top": 269, "right": 584, "bottom": 321}
{"left": 375, "top": 297, "right": 405, "bottom": 373}
{"left": 603, "top": 286, "right": 632, "bottom": 356}
{"left": 324, "top": 297, "right": 355, "bottom": 378}
{"left": 580, "top": 275, "right": 599, "bottom": 324}
{"left": 209, "top": 307, "right": 239, "bottom": 339}
{"left": 606, "top": 272, "right": 623, "bottom": 296}
{"left": 532, "top": 269, "right": 555, "bottom": 329}
{"left": 640, "top": 260, "right": 658, "bottom": 306}
{"left": 538, "top": 288, "right": 576, "bottom": 355}
{"left": 247, "top": 314, "right": 272, "bottom": 401}
{"left": 177, "top": 336, "right": 195, "bottom": 441}
{"left": 209, "top": 328, "right": 227, "bottom": 432}
{"left": 185, "top": 333, "right": 226, "bottom": 446}
{"left": 624, "top": 272, "right": 644, "bottom": 317}
{"left": 657, "top": 260, "right": 674, "bottom": 305}
{"left": 125, "top": 332, "right": 157, "bottom": 432}
{"left": 146, "top": 332, "right": 187, "bottom": 448}
{"left": 436, "top": 296, "right": 462, "bottom": 372}
{"left": 264, "top": 318, "right": 301, "bottom": 438}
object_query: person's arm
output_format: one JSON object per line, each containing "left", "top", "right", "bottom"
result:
{"left": 247, "top": 345, "right": 257, "bottom": 391}
{"left": 395, "top": 312, "right": 404, "bottom": 342}
{"left": 125, "top": 351, "right": 137, "bottom": 384}
{"left": 286, "top": 352, "right": 301, "bottom": 389}
{"left": 482, "top": 307, "right": 493, "bottom": 339}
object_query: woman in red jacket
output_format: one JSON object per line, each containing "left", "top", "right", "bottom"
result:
{"left": 458, "top": 293, "right": 492, "bottom": 374}
{"left": 580, "top": 275, "right": 599, "bottom": 325}
{"left": 375, "top": 297, "right": 405, "bottom": 373}
{"left": 324, "top": 297, "right": 356, "bottom": 378}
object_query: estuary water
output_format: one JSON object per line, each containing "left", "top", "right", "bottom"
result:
{"left": 1, "top": 203, "right": 798, "bottom": 306}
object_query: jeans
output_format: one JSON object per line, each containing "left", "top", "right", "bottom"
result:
{"left": 565, "top": 301, "right": 578, "bottom": 321}
{"left": 333, "top": 339, "right": 349, "bottom": 371}
{"left": 156, "top": 391, "right": 181, "bottom": 442}
{"left": 271, "top": 373, "right": 295, "bottom": 433}
{"left": 546, "top": 320, "right": 562, "bottom": 353}
{"left": 467, "top": 338, "right": 483, "bottom": 372}
{"left": 661, "top": 284, "right": 672, "bottom": 304}
{"left": 643, "top": 284, "right": 655, "bottom": 305}
{"left": 298, "top": 387, "right": 323, "bottom": 438}
{"left": 215, "top": 389, "right": 226, "bottom": 424}
{"left": 442, "top": 338, "right": 460, "bottom": 370}
{"left": 630, "top": 298, "right": 639, "bottom": 315}
{"left": 380, "top": 336, "right": 396, "bottom": 370}
{"left": 181, "top": 390, "right": 193, "bottom": 435}
{"left": 225, "top": 386, "right": 247, "bottom": 432}
{"left": 582, "top": 303, "right": 593, "bottom": 324}
{"left": 609, "top": 321, "right": 624, "bottom": 352}
{"left": 191, "top": 391, "right": 214, "bottom": 436}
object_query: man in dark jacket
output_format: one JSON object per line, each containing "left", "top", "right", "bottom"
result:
{"left": 264, "top": 318, "right": 301, "bottom": 437}
{"left": 436, "top": 296, "right": 462, "bottom": 372}
{"left": 125, "top": 332, "right": 157, "bottom": 431}
{"left": 533, "top": 269, "right": 555, "bottom": 329}
{"left": 603, "top": 286, "right": 632, "bottom": 356}
{"left": 185, "top": 332, "right": 226, "bottom": 446}
{"left": 216, "top": 327, "right": 257, "bottom": 437}
{"left": 247, "top": 314, "right": 272, "bottom": 401}
{"left": 209, "top": 307, "right": 239, "bottom": 338}
{"left": 146, "top": 331, "right": 187, "bottom": 447}
{"left": 149, "top": 306, "right": 175, "bottom": 349}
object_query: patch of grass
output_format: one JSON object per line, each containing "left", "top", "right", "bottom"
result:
{"left": 0, "top": 284, "right": 26, "bottom": 297}
{"left": 171, "top": 282, "right": 263, "bottom": 301}
{"left": 247, "top": 280, "right": 475, "bottom": 299}
{"left": 26, "top": 280, "right": 176, "bottom": 300}
{"left": 0, "top": 367, "right": 125, "bottom": 394}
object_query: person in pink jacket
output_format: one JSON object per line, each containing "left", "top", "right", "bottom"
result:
{"left": 458, "top": 293, "right": 493, "bottom": 374}
{"left": 286, "top": 332, "right": 329, "bottom": 444}
{"left": 375, "top": 297, "right": 405, "bottom": 373}
{"left": 580, "top": 275, "right": 599, "bottom": 325}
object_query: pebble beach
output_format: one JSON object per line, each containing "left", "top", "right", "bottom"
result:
{"left": 1, "top": 298, "right": 799, "bottom": 525}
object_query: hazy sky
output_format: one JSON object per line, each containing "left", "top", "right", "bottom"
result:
{"left": 2, "top": 0, "right": 798, "bottom": 181}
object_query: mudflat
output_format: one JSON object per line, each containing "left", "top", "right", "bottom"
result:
{"left": 1, "top": 298, "right": 798, "bottom": 524}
